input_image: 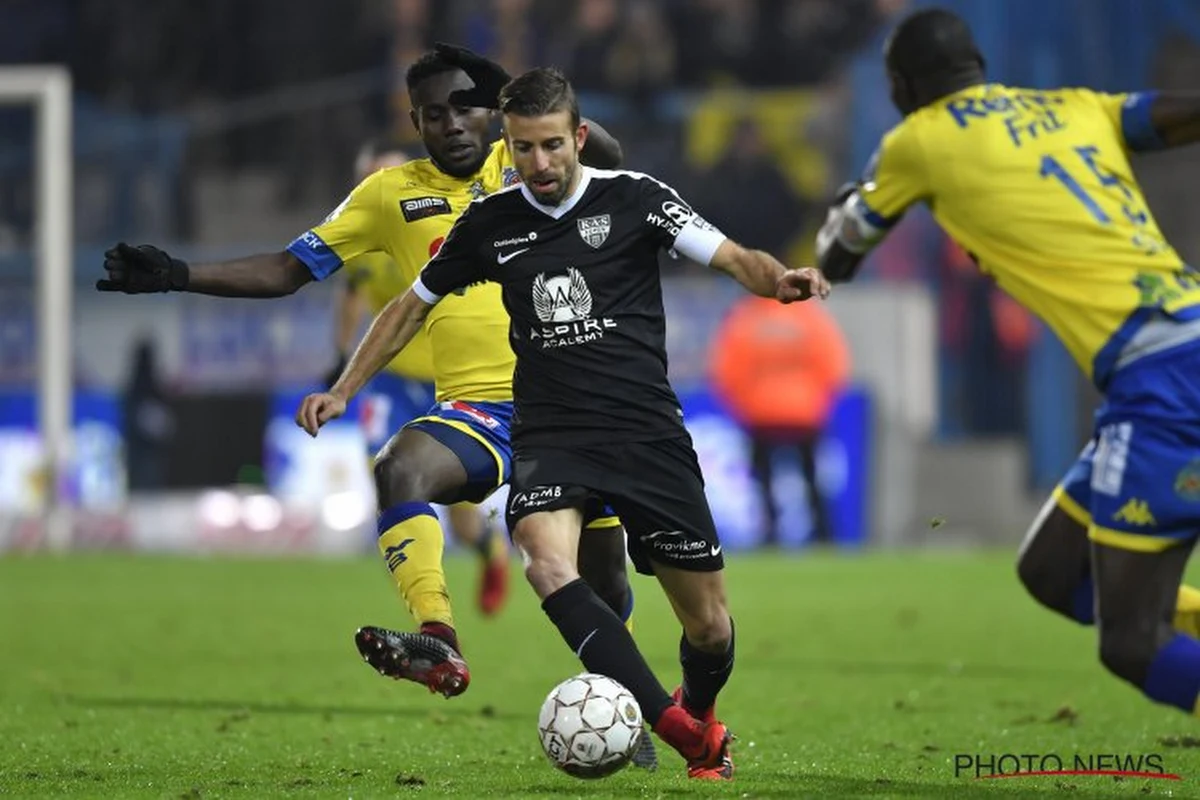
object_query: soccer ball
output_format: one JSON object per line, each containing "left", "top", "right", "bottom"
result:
{"left": 537, "top": 673, "right": 644, "bottom": 779}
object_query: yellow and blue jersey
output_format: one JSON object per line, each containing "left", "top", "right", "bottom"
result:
{"left": 850, "top": 83, "right": 1198, "bottom": 389}
{"left": 344, "top": 252, "right": 437, "bottom": 382}
{"left": 287, "top": 140, "right": 522, "bottom": 403}
{"left": 845, "top": 82, "right": 1200, "bottom": 553}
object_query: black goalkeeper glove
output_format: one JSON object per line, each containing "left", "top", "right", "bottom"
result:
{"left": 321, "top": 354, "right": 348, "bottom": 391}
{"left": 97, "top": 242, "right": 189, "bottom": 293}
{"left": 434, "top": 42, "right": 511, "bottom": 109}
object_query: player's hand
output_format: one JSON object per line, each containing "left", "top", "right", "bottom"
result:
{"left": 295, "top": 392, "right": 347, "bottom": 437}
{"left": 97, "top": 242, "right": 190, "bottom": 293}
{"left": 776, "top": 267, "right": 831, "bottom": 304}
{"left": 321, "top": 355, "right": 347, "bottom": 390}
{"left": 434, "top": 43, "right": 511, "bottom": 109}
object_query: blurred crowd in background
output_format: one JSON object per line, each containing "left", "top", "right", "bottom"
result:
{"left": 3, "top": 0, "right": 1200, "bottom": 509}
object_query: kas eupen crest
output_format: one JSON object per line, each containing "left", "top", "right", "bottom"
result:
{"left": 576, "top": 214, "right": 611, "bottom": 249}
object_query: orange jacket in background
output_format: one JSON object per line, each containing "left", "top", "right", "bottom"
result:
{"left": 709, "top": 296, "right": 851, "bottom": 431}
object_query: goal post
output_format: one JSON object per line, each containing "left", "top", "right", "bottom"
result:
{"left": 1, "top": 66, "right": 74, "bottom": 549}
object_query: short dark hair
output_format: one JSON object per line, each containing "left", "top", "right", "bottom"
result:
{"left": 498, "top": 67, "right": 580, "bottom": 129}
{"left": 405, "top": 51, "right": 456, "bottom": 96}
{"left": 885, "top": 8, "right": 984, "bottom": 79}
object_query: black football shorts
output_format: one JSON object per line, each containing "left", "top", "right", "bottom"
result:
{"left": 506, "top": 436, "right": 724, "bottom": 575}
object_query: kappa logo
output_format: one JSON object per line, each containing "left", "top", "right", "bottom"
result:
{"left": 1112, "top": 498, "right": 1156, "bottom": 527}
{"left": 577, "top": 214, "right": 611, "bottom": 248}
{"left": 532, "top": 268, "right": 593, "bottom": 323}
{"left": 400, "top": 196, "right": 452, "bottom": 223}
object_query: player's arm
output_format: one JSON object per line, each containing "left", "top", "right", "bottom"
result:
{"left": 816, "top": 127, "right": 926, "bottom": 283}
{"left": 643, "top": 181, "right": 827, "bottom": 301}
{"left": 814, "top": 183, "right": 872, "bottom": 283}
{"left": 708, "top": 240, "right": 829, "bottom": 302}
{"left": 100, "top": 174, "right": 386, "bottom": 298}
{"left": 1147, "top": 93, "right": 1200, "bottom": 148}
{"left": 329, "top": 289, "right": 432, "bottom": 403}
{"left": 297, "top": 207, "right": 485, "bottom": 435}
{"left": 579, "top": 117, "right": 624, "bottom": 168}
{"left": 96, "top": 244, "right": 314, "bottom": 297}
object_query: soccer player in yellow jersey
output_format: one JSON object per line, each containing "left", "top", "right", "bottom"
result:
{"left": 95, "top": 44, "right": 640, "bottom": 703}
{"left": 329, "top": 135, "right": 511, "bottom": 619}
{"left": 816, "top": 8, "right": 1200, "bottom": 718}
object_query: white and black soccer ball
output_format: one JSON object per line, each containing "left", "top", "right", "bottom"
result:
{"left": 537, "top": 673, "right": 644, "bottom": 779}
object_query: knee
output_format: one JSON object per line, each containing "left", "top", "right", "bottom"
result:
{"left": 373, "top": 451, "right": 435, "bottom": 505}
{"left": 517, "top": 523, "right": 578, "bottom": 599}
{"left": 1098, "top": 620, "right": 1165, "bottom": 686}
{"left": 523, "top": 552, "right": 578, "bottom": 600}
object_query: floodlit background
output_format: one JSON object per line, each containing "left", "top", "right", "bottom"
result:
{"left": 9, "top": 3, "right": 1200, "bottom": 798}
{"left": 2, "top": 0, "right": 1200, "bottom": 555}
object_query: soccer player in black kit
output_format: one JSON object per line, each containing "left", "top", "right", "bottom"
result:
{"left": 298, "top": 68, "right": 829, "bottom": 780}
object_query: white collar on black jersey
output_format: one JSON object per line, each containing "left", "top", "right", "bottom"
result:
{"left": 518, "top": 166, "right": 593, "bottom": 219}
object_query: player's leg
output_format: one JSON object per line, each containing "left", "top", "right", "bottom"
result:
{"left": 1092, "top": 539, "right": 1200, "bottom": 714}
{"left": 359, "top": 427, "right": 473, "bottom": 695}
{"left": 605, "top": 437, "right": 735, "bottom": 780}
{"left": 508, "top": 456, "right": 729, "bottom": 777}
{"left": 1017, "top": 443, "right": 1200, "bottom": 635}
{"left": 575, "top": 504, "right": 658, "bottom": 770}
{"left": 358, "top": 401, "right": 513, "bottom": 696}
{"left": 446, "top": 501, "right": 509, "bottom": 616}
{"left": 1084, "top": 381, "right": 1200, "bottom": 714}
{"left": 1016, "top": 491, "right": 1095, "bottom": 624}
{"left": 577, "top": 506, "right": 634, "bottom": 628}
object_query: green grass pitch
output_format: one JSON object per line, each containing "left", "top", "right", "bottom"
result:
{"left": 4, "top": 550, "right": 1200, "bottom": 798}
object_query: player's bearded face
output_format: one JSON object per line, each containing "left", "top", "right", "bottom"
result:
{"left": 505, "top": 111, "right": 587, "bottom": 206}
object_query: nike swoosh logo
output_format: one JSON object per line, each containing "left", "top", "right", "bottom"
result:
{"left": 575, "top": 629, "right": 598, "bottom": 658}
{"left": 710, "top": 544, "right": 722, "bottom": 556}
{"left": 496, "top": 248, "right": 530, "bottom": 264}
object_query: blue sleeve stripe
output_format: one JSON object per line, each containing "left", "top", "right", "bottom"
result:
{"left": 855, "top": 196, "right": 899, "bottom": 230}
{"left": 1120, "top": 91, "right": 1166, "bottom": 152}
{"left": 285, "top": 231, "right": 343, "bottom": 280}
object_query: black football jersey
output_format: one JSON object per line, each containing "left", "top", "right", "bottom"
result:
{"left": 415, "top": 167, "right": 728, "bottom": 448}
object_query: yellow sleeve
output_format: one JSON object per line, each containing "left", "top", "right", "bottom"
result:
{"left": 855, "top": 123, "right": 927, "bottom": 228}
{"left": 285, "top": 171, "right": 385, "bottom": 280}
